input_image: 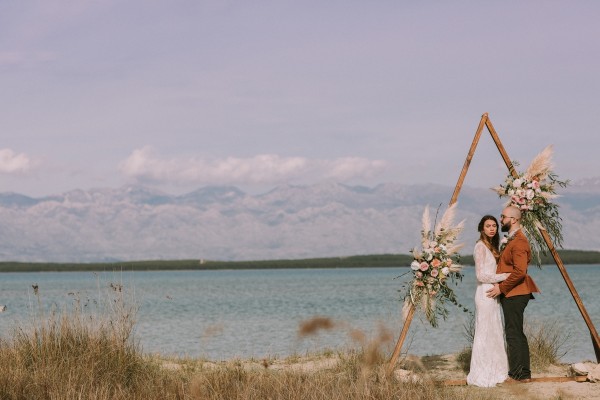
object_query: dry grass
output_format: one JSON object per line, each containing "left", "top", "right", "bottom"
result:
{"left": 184, "top": 350, "right": 504, "bottom": 400}
{"left": 526, "top": 320, "right": 572, "bottom": 371}
{"left": 0, "top": 285, "right": 538, "bottom": 400}
{"left": 458, "top": 316, "right": 571, "bottom": 374}
{"left": 0, "top": 281, "right": 183, "bottom": 399}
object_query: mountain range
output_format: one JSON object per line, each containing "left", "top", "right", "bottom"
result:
{"left": 1, "top": 180, "right": 599, "bottom": 262}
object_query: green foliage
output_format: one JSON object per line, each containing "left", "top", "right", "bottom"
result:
{"left": 0, "top": 254, "right": 415, "bottom": 272}
{"left": 495, "top": 156, "right": 570, "bottom": 267}
{"left": 1, "top": 250, "right": 599, "bottom": 273}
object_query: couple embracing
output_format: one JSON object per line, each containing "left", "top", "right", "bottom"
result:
{"left": 467, "top": 206, "right": 540, "bottom": 387}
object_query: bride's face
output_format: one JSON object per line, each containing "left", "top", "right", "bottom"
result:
{"left": 482, "top": 219, "right": 497, "bottom": 238}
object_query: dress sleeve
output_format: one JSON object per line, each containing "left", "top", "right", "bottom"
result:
{"left": 474, "top": 242, "right": 509, "bottom": 284}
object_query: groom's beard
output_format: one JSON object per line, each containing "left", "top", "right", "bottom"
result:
{"left": 501, "top": 221, "right": 511, "bottom": 232}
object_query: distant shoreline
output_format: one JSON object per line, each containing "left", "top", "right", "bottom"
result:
{"left": 1, "top": 249, "right": 599, "bottom": 272}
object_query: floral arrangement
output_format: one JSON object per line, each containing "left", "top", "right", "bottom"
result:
{"left": 493, "top": 145, "right": 569, "bottom": 266}
{"left": 402, "top": 203, "right": 467, "bottom": 328}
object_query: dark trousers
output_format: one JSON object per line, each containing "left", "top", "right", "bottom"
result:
{"left": 500, "top": 294, "right": 531, "bottom": 380}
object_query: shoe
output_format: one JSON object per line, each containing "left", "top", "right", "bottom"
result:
{"left": 499, "top": 377, "right": 531, "bottom": 385}
{"left": 500, "top": 377, "right": 519, "bottom": 385}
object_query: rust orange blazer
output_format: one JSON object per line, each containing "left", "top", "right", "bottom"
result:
{"left": 496, "top": 229, "right": 540, "bottom": 297}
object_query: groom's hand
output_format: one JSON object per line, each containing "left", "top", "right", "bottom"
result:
{"left": 486, "top": 283, "right": 501, "bottom": 298}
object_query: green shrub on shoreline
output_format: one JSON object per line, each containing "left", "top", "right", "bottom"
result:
{"left": 1, "top": 249, "right": 599, "bottom": 272}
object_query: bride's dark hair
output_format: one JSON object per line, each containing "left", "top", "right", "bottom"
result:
{"left": 478, "top": 215, "right": 500, "bottom": 261}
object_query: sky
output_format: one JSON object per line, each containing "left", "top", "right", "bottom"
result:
{"left": 1, "top": 1, "right": 599, "bottom": 197}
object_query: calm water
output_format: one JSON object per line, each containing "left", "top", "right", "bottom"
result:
{"left": 0, "top": 266, "right": 598, "bottom": 363}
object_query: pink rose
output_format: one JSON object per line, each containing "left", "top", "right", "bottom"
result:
{"left": 430, "top": 268, "right": 439, "bottom": 277}
{"left": 415, "top": 281, "right": 424, "bottom": 287}
{"left": 431, "top": 259, "right": 441, "bottom": 268}
{"left": 419, "top": 262, "right": 429, "bottom": 271}
{"left": 415, "top": 271, "right": 423, "bottom": 278}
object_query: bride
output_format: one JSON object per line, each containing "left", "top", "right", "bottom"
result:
{"left": 467, "top": 215, "right": 510, "bottom": 387}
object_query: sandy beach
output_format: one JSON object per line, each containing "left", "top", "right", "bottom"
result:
{"left": 413, "top": 353, "right": 599, "bottom": 400}
{"left": 161, "top": 352, "right": 600, "bottom": 400}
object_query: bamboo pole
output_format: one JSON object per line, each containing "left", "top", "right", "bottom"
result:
{"left": 538, "top": 228, "right": 600, "bottom": 361}
{"left": 388, "top": 113, "right": 600, "bottom": 374}
{"left": 485, "top": 116, "right": 600, "bottom": 363}
{"left": 449, "top": 113, "right": 488, "bottom": 206}
{"left": 386, "top": 303, "right": 415, "bottom": 375}
{"left": 484, "top": 117, "right": 517, "bottom": 176}
{"left": 389, "top": 114, "right": 489, "bottom": 374}
{"left": 441, "top": 375, "right": 588, "bottom": 386}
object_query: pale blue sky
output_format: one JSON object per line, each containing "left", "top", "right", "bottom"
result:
{"left": 1, "top": 1, "right": 598, "bottom": 196}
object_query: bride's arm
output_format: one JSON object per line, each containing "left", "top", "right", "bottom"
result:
{"left": 474, "top": 242, "right": 510, "bottom": 284}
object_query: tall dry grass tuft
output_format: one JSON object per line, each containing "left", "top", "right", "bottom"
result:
{"left": 526, "top": 319, "right": 571, "bottom": 371}
{"left": 0, "top": 280, "right": 182, "bottom": 400}
{"left": 0, "top": 296, "right": 513, "bottom": 400}
{"left": 459, "top": 316, "right": 571, "bottom": 374}
{"left": 188, "top": 360, "right": 495, "bottom": 400}
{"left": 456, "top": 314, "right": 475, "bottom": 373}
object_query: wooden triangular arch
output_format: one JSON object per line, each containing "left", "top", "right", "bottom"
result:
{"left": 387, "top": 113, "right": 600, "bottom": 374}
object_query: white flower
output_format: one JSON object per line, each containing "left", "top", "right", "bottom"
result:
{"left": 526, "top": 189, "right": 535, "bottom": 200}
{"left": 441, "top": 267, "right": 450, "bottom": 275}
{"left": 513, "top": 178, "right": 523, "bottom": 187}
{"left": 410, "top": 260, "right": 420, "bottom": 270}
{"left": 508, "top": 189, "right": 515, "bottom": 196}
{"left": 425, "top": 252, "right": 433, "bottom": 261}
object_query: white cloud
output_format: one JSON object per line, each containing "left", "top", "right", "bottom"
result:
{"left": 0, "top": 148, "right": 34, "bottom": 174}
{"left": 119, "top": 146, "right": 387, "bottom": 186}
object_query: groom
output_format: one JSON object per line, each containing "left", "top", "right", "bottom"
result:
{"left": 487, "top": 206, "right": 540, "bottom": 382}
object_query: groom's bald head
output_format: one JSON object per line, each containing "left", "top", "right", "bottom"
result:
{"left": 501, "top": 206, "right": 521, "bottom": 232}
{"left": 502, "top": 206, "right": 521, "bottom": 220}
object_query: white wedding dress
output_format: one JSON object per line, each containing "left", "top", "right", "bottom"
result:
{"left": 466, "top": 241, "right": 509, "bottom": 387}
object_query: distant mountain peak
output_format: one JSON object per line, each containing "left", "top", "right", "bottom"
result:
{"left": 0, "top": 183, "right": 599, "bottom": 262}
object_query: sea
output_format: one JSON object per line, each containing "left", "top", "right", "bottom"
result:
{"left": 0, "top": 265, "right": 598, "bottom": 363}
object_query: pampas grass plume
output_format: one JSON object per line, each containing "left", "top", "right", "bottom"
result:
{"left": 526, "top": 144, "right": 554, "bottom": 180}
